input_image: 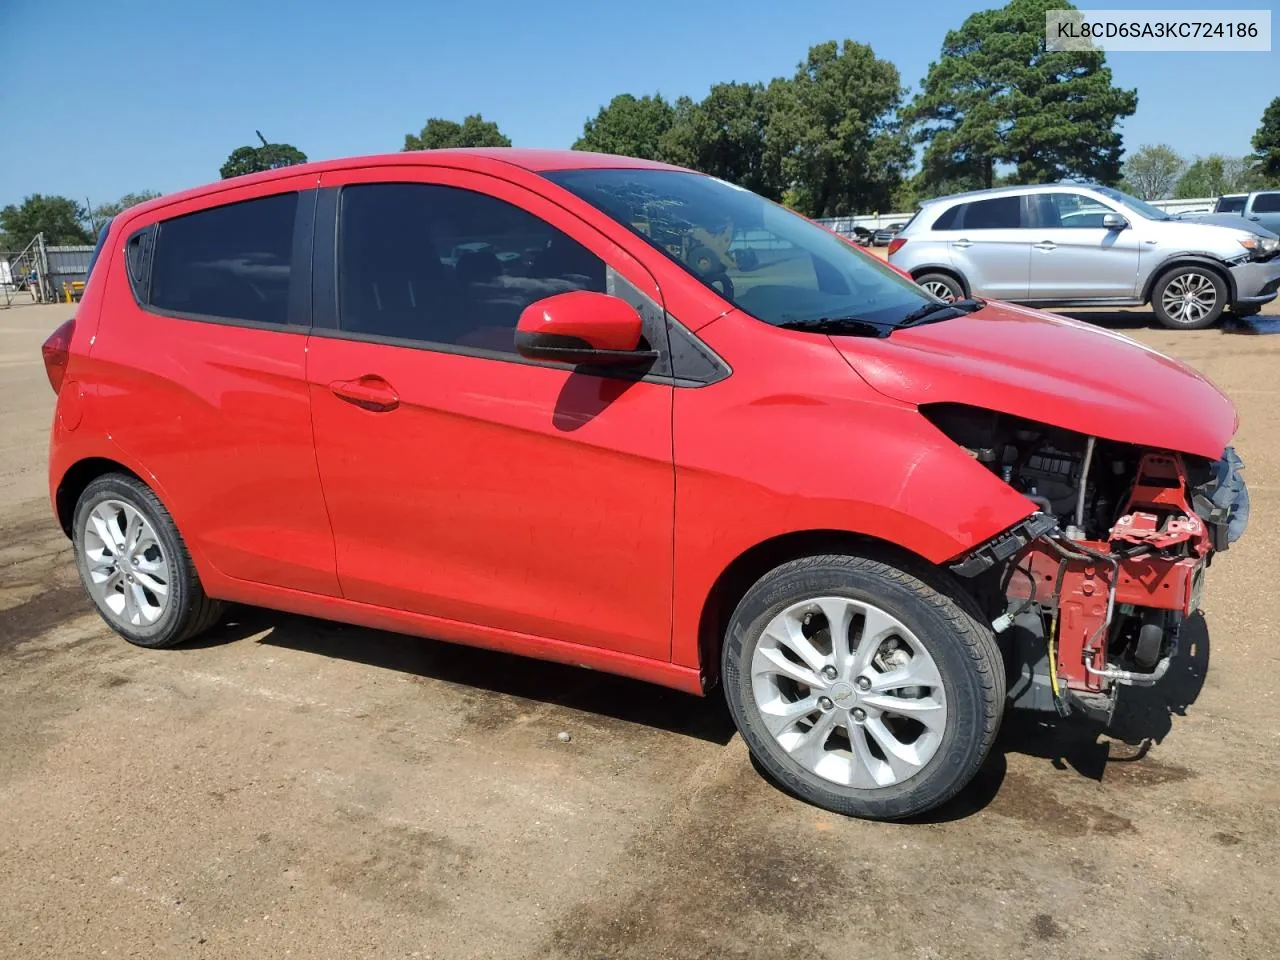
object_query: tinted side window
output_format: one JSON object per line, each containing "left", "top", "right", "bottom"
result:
{"left": 931, "top": 205, "right": 961, "bottom": 231}
{"left": 1253, "top": 192, "right": 1280, "bottom": 213}
{"left": 338, "top": 183, "right": 605, "bottom": 353}
{"left": 960, "top": 196, "right": 1022, "bottom": 230}
{"left": 150, "top": 192, "right": 298, "bottom": 325}
{"left": 1217, "top": 196, "right": 1247, "bottom": 213}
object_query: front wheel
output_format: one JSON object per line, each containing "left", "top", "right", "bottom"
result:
{"left": 1152, "top": 266, "right": 1227, "bottom": 330}
{"left": 722, "top": 554, "right": 1004, "bottom": 820}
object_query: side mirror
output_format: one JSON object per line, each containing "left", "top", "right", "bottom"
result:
{"left": 515, "top": 290, "right": 659, "bottom": 367}
{"left": 1102, "top": 213, "right": 1129, "bottom": 230}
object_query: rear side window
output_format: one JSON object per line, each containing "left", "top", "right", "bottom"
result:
{"left": 150, "top": 192, "right": 298, "bottom": 325}
{"left": 959, "top": 196, "right": 1023, "bottom": 229}
{"left": 337, "top": 183, "right": 605, "bottom": 353}
{"left": 1253, "top": 192, "right": 1280, "bottom": 213}
{"left": 930, "top": 205, "right": 961, "bottom": 231}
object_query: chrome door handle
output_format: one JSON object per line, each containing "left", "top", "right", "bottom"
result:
{"left": 952, "top": 239, "right": 972, "bottom": 249}
{"left": 1034, "top": 241, "right": 1057, "bottom": 251}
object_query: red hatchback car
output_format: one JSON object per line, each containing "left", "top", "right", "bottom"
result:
{"left": 45, "top": 150, "right": 1248, "bottom": 819}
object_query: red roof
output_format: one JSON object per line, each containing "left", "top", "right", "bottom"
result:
{"left": 125, "top": 149, "right": 685, "bottom": 221}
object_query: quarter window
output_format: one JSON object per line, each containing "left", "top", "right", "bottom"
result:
{"left": 337, "top": 183, "right": 606, "bottom": 353}
{"left": 1253, "top": 192, "right": 1280, "bottom": 213}
{"left": 150, "top": 192, "right": 298, "bottom": 325}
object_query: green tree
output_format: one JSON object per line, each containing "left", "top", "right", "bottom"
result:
{"left": 403, "top": 114, "right": 511, "bottom": 150}
{"left": 906, "top": 0, "right": 1137, "bottom": 192}
{"left": 1174, "top": 155, "right": 1264, "bottom": 199}
{"left": 1120, "top": 144, "right": 1184, "bottom": 200}
{"left": 764, "top": 40, "right": 911, "bottom": 217}
{"left": 573, "top": 94, "right": 675, "bottom": 160}
{"left": 219, "top": 142, "right": 308, "bottom": 179}
{"left": 660, "top": 83, "right": 781, "bottom": 198}
{"left": 91, "top": 190, "right": 162, "bottom": 227}
{"left": 1251, "top": 97, "right": 1280, "bottom": 183}
{"left": 0, "top": 194, "right": 92, "bottom": 246}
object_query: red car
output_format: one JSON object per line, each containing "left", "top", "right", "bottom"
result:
{"left": 44, "top": 150, "right": 1249, "bottom": 819}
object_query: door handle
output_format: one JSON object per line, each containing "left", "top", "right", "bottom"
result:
{"left": 952, "top": 239, "right": 972, "bottom": 249}
{"left": 1034, "top": 241, "right": 1057, "bottom": 251}
{"left": 330, "top": 375, "right": 400, "bottom": 412}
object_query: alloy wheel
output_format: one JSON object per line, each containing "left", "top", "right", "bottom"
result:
{"left": 750, "top": 596, "right": 947, "bottom": 789}
{"left": 1160, "top": 271, "right": 1219, "bottom": 325}
{"left": 83, "top": 499, "right": 171, "bottom": 627}
{"left": 921, "top": 280, "right": 957, "bottom": 303}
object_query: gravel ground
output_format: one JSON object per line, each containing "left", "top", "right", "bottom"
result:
{"left": 2, "top": 299, "right": 1278, "bottom": 960}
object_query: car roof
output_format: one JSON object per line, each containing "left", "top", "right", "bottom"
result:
{"left": 125, "top": 149, "right": 688, "bottom": 221}
{"left": 918, "top": 182, "right": 1109, "bottom": 209}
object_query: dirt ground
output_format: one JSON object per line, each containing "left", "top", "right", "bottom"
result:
{"left": 2, "top": 298, "right": 1279, "bottom": 960}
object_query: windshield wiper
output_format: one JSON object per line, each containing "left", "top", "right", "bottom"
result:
{"left": 895, "top": 298, "right": 984, "bottom": 329}
{"left": 776, "top": 316, "right": 887, "bottom": 338}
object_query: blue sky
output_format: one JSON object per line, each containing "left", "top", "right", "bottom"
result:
{"left": 2, "top": 0, "right": 1276, "bottom": 208}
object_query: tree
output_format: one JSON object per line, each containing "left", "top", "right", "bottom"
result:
{"left": 573, "top": 94, "right": 675, "bottom": 160}
{"left": 91, "top": 190, "right": 162, "bottom": 226}
{"left": 660, "top": 83, "right": 782, "bottom": 199}
{"left": 764, "top": 40, "right": 911, "bottom": 217}
{"left": 906, "top": 0, "right": 1137, "bottom": 192}
{"left": 403, "top": 114, "right": 511, "bottom": 150}
{"left": 1120, "top": 145, "right": 1184, "bottom": 200}
{"left": 1174, "top": 155, "right": 1264, "bottom": 199}
{"left": 0, "top": 194, "right": 91, "bottom": 246}
{"left": 1252, "top": 97, "right": 1280, "bottom": 183}
{"left": 219, "top": 142, "right": 307, "bottom": 179}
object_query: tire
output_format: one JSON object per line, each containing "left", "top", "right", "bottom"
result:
{"left": 722, "top": 553, "right": 1004, "bottom": 821}
{"left": 915, "top": 272, "right": 964, "bottom": 303}
{"left": 72, "top": 473, "right": 223, "bottom": 648}
{"left": 1151, "top": 265, "right": 1227, "bottom": 330}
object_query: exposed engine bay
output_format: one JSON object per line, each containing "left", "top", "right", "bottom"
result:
{"left": 926, "top": 404, "right": 1250, "bottom": 721}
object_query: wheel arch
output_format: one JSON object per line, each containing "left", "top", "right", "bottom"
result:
{"left": 1141, "top": 255, "right": 1236, "bottom": 304}
{"left": 54, "top": 457, "right": 147, "bottom": 537}
{"left": 909, "top": 266, "right": 969, "bottom": 297}
{"left": 695, "top": 528, "right": 941, "bottom": 691}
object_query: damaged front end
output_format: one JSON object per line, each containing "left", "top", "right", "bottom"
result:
{"left": 934, "top": 404, "right": 1250, "bottom": 722}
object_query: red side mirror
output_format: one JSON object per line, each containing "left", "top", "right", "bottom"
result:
{"left": 515, "top": 291, "right": 658, "bottom": 367}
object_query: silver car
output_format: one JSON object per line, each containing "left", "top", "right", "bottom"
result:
{"left": 888, "top": 183, "right": 1280, "bottom": 329}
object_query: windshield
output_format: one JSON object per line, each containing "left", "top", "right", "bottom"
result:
{"left": 1093, "top": 185, "right": 1171, "bottom": 221}
{"left": 545, "top": 169, "right": 936, "bottom": 329}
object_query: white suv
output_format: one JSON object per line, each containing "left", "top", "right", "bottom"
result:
{"left": 888, "top": 183, "right": 1280, "bottom": 329}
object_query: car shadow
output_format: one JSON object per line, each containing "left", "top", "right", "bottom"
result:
{"left": 186, "top": 607, "right": 737, "bottom": 746}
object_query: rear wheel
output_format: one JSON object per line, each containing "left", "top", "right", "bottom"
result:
{"left": 915, "top": 272, "right": 964, "bottom": 303}
{"left": 722, "top": 553, "right": 1004, "bottom": 820}
{"left": 73, "top": 474, "right": 223, "bottom": 648}
{"left": 1152, "top": 266, "right": 1227, "bottom": 330}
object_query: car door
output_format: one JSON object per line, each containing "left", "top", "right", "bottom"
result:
{"left": 1246, "top": 191, "right": 1280, "bottom": 235}
{"left": 91, "top": 180, "right": 340, "bottom": 596}
{"left": 1025, "top": 192, "right": 1142, "bottom": 300}
{"left": 944, "top": 194, "right": 1030, "bottom": 299}
{"left": 305, "top": 167, "right": 675, "bottom": 660}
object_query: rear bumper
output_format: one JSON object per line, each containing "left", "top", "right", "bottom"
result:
{"left": 1229, "top": 258, "right": 1280, "bottom": 307}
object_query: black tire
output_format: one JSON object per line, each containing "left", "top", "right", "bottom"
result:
{"left": 722, "top": 553, "right": 1004, "bottom": 821}
{"left": 72, "top": 473, "right": 223, "bottom": 648}
{"left": 1151, "top": 265, "right": 1227, "bottom": 330}
{"left": 915, "top": 272, "right": 965, "bottom": 303}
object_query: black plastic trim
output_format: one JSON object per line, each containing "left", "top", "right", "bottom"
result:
{"left": 950, "top": 513, "right": 1058, "bottom": 578}
{"left": 311, "top": 187, "right": 339, "bottom": 330}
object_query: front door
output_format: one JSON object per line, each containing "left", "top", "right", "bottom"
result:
{"left": 305, "top": 169, "right": 675, "bottom": 660}
{"left": 1026, "top": 192, "right": 1142, "bottom": 300}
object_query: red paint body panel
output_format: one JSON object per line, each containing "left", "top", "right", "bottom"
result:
{"left": 48, "top": 150, "right": 1241, "bottom": 697}
{"left": 832, "top": 300, "right": 1236, "bottom": 460}
{"left": 516, "top": 290, "right": 644, "bottom": 352}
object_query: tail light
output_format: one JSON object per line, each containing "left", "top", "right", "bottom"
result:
{"left": 41, "top": 318, "right": 75, "bottom": 393}
{"left": 887, "top": 237, "right": 907, "bottom": 257}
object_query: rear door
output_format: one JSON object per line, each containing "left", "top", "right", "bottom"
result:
{"left": 1026, "top": 192, "right": 1142, "bottom": 300}
{"left": 305, "top": 166, "right": 676, "bottom": 660}
{"left": 90, "top": 178, "right": 340, "bottom": 596}
{"left": 943, "top": 195, "right": 1030, "bottom": 299}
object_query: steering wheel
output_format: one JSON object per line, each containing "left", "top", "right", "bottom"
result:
{"left": 685, "top": 244, "right": 735, "bottom": 300}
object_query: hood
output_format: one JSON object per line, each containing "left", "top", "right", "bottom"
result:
{"left": 1174, "top": 212, "right": 1279, "bottom": 239}
{"left": 831, "top": 301, "right": 1236, "bottom": 461}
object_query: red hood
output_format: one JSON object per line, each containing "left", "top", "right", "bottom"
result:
{"left": 831, "top": 301, "right": 1236, "bottom": 461}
